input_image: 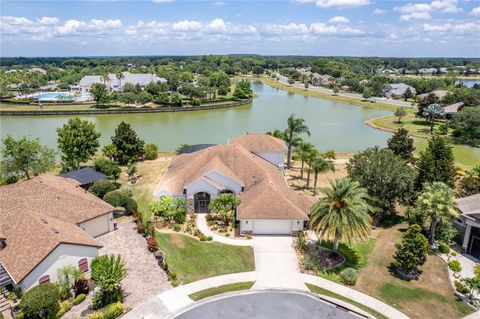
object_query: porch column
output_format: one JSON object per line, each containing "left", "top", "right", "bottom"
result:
{"left": 463, "top": 224, "right": 472, "bottom": 251}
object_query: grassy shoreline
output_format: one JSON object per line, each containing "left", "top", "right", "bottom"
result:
{"left": 251, "top": 75, "right": 399, "bottom": 112}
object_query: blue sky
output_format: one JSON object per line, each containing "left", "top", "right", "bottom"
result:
{"left": 1, "top": 0, "right": 480, "bottom": 57}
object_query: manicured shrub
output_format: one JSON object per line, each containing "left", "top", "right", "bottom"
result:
{"left": 295, "top": 235, "right": 307, "bottom": 253}
{"left": 454, "top": 280, "right": 469, "bottom": 294}
{"left": 55, "top": 302, "right": 72, "bottom": 319}
{"left": 87, "top": 302, "right": 125, "bottom": 319}
{"left": 475, "top": 264, "right": 480, "bottom": 279}
{"left": 144, "top": 143, "right": 158, "bottom": 160}
{"left": 207, "top": 236, "right": 213, "bottom": 241}
{"left": 172, "top": 225, "right": 181, "bottom": 232}
{"left": 94, "top": 158, "right": 121, "bottom": 181}
{"left": 73, "top": 293, "right": 87, "bottom": 305}
{"left": 191, "top": 98, "right": 201, "bottom": 106}
{"left": 199, "top": 235, "right": 207, "bottom": 241}
{"left": 14, "top": 313, "right": 24, "bottom": 319}
{"left": 92, "top": 289, "right": 123, "bottom": 311}
{"left": 340, "top": 268, "right": 357, "bottom": 285}
{"left": 123, "top": 197, "right": 138, "bottom": 214}
{"left": 438, "top": 243, "right": 450, "bottom": 254}
{"left": 103, "top": 191, "right": 125, "bottom": 208}
{"left": 20, "top": 283, "right": 60, "bottom": 319}
{"left": 146, "top": 236, "right": 159, "bottom": 252}
{"left": 448, "top": 260, "right": 462, "bottom": 272}
{"left": 92, "top": 180, "right": 116, "bottom": 198}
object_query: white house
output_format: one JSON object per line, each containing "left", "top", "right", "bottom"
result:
{"left": 75, "top": 71, "right": 167, "bottom": 93}
{"left": 0, "top": 175, "right": 116, "bottom": 291}
{"left": 154, "top": 134, "right": 312, "bottom": 235}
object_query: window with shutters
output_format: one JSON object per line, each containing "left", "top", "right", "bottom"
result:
{"left": 38, "top": 275, "right": 50, "bottom": 284}
{"left": 78, "top": 258, "right": 89, "bottom": 272}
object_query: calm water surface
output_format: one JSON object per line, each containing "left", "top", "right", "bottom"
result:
{"left": 0, "top": 82, "right": 393, "bottom": 152}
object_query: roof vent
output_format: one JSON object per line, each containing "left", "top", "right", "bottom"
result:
{"left": 40, "top": 218, "right": 48, "bottom": 224}
{"left": 51, "top": 228, "right": 59, "bottom": 234}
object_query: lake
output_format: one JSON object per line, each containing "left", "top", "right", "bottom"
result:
{"left": 0, "top": 82, "right": 393, "bottom": 152}
{"left": 457, "top": 79, "right": 480, "bottom": 88}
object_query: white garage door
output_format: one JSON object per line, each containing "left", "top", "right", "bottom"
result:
{"left": 252, "top": 220, "right": 292, "bottom": 235}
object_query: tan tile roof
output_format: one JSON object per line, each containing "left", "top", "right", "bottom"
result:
{"left": 0, "top": 175, "right": 114, "bottom": 284}
{"left": 229, "top": 134, "right": 288, "bottom": 153}
{"left": 155, "top": 140, "right": 311, "bottom": 220}
{"left": 444, "top": 102, "right": 464, "bottom": 114}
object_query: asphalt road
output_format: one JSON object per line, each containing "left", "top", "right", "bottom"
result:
{"left": 175, "top": 291, "right": 364, "bottom": 319}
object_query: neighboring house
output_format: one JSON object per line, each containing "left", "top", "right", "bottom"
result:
{"left": 29, "top": 68, "right": 47, "bottom": 75}
{"left": 0, "top": 175, "right": 116, "bottom": 291}
{"left": 455, "top": 194, "right": 480, "bottom": 260}
{"left": 443, "top": 102, "right": 464, "bottom": 119}
{"left": 59, "top": 167, "right": 107, "bottom": 189}
{"left": 419, "top": 68, "right": 437, "bottom": 75}
{"left": 417, "top": 90, "right": 448, "bottom": 101}
{"left": 75, "top": 71, "right": 167, "bottom": 93}
{"left": 384, "top": 83, "right": 416, "bottom": 99}
{"left": 154, "top": 134, "right": 312, "bottom": 235}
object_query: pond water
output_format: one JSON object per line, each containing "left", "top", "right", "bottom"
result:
{"left": 0, "top": 82, "right": 393, "bottom": 152}
{"left": 456, "top": 79, "right": 480, "bottom": 88}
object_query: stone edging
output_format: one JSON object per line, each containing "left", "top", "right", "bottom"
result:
{"left": 0, "top": 98, "right": 252, "bottom": 116}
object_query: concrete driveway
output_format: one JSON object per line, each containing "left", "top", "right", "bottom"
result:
{"left": 252, "top": 236, "right": 306, "bottom": 290}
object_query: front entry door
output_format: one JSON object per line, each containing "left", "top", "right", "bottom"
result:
{"left": 194, "top": 192, "right": 211, "bottom": 213}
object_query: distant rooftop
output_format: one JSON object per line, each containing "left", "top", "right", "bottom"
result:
{"left": 178, "top": 144, "right": 217, "bottom": 155}
{"left": 59, "top": 167, "right": 107, "bottom": 186}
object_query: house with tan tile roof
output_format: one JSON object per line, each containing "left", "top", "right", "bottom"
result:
{"left": 154, "top": 134, "right": 312, "bottom": 235}
{"left": 0, "top": 175, "right": 116, "bottom": 291}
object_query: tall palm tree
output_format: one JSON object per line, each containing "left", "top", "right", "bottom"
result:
{"left": 296, "top": 141, "right": 315, "bottom": 179}
{"left": 116, "top": 69, "right": 125, "bottom": 92}
{"left": 309, "top": 177, "right": 372, "bottom": 251}
{"left": 311, "top": 156, "right": 335, "bottom": 196}
{"left": 305, "top": 149, "right": 318, "bottom": 190}
{"left": 414, "top": 182, "right": 457, "bottom": 244}
{"left": 285, "top": 114, "right": 310, "bottom": 169}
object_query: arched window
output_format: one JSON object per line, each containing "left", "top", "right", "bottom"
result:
{"left": 38, "top": 275, "right": 50, "bottom": 284}
{"left": 78, "top": 258, "right": 89, "bottom": 273}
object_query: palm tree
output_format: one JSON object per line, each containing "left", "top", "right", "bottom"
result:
{"left": 311, "top": 156, "right": 335, "bottom": 196}
{"left": 305, "top": 150, "right": 318, "bottom": 190}
{"left": 116, "top": 70, "right": 125, "bottom": 92}
{"left": 414, "top": 182, "right": 457, "bottom": 244}
{"left": 102, "top": 72, "right": 110, "bottom": 86}
{"left": 208, "top": 193, "right": 240, "bottom": 224}
{"left": 91, "top": 254, "right": 127, "bottom": 294}
{"left": 309, "top": 177, "right": 372, "bottom": 251}
{"left": 296, "top": 141, "right": 315, "bottom": 179}
{"left": 285, "top": 114, "right": 310, "bottom": 169}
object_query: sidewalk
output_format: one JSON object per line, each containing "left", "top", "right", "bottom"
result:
{"left": 196, "top": 214, "right": 253, "bottom": 246}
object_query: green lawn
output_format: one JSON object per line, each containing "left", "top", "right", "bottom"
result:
{"left": 378, "top": 283, "right": 473, "bottom": 317}
{"left": 188, "top": 282, "right": 255, "bottom": 301}
{"left": 155, "top": 232, "right": 255, "bottom": 283}
{"left": 306, "top": 283, "right": 389, "bottom": 319}
{"left": 315, "top": 237, "right": 377, "bottom": 283}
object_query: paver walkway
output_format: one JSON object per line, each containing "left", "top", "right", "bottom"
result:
{"left": 196, "top": 214, "right": 253, "bottom": 246}
{"left": 253, "top": 236, "right": 307, "bottom": 291}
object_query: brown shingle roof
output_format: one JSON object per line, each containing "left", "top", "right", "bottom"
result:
{"left": 0, "top": 175, "right": 114, "bottom": 284}
{"left": 458, "top": 193, "right": 480, "bottom": 216}
{"left": 155, "top": 141, "right": 311, "bottom": 220}
{"left": 229, "top": 134, "right": 287, "bottom": 153}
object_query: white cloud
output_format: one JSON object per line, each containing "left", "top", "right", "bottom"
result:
{"left": 373, "top": 8, "right": 386, "bottom": 14}
{"left": 394, "top": 0, "right": 463, "bottom": 21}
{"left": 38, "top": 17, "right": 59, "bottom": 25}
{"left": 172, "top": 20, "right": 202, "bottom": 31}
{"left": 310, "top": 22, "right": 364, "bottom": 35}
{"left": 214, "top": 1, "right": 225, "bottom": 5}
{"left": 328, "top": 16, "right": 350, "bottom": 24}
{"left": 422, "top": 22, "right": 480, "bottom": 35}
{"left": 1, "top": 16, "right": 33, "bottom": 26}
{"left": 206, "top": 18, "right": 227, "bottom": 32}
{"left": 151, "top": 0, "right": 173, "bottom": 3}
{"left": 471, "top": 7, "right": 480, "bottom": 16}
{"left": 294, "top": 0, "right": 370, "bottom": 8}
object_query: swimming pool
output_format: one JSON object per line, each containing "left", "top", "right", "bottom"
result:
{"left": 32, "top": 92, "right": 74, "bottom": 101}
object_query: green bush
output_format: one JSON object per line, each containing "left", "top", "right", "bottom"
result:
{"left": 124, "top": 197, "right": 138, "bottom": 214}
{"left": 199, "top": 235, "right": 207, "bottom": 241}
{"left": 454, "top": 280, "right": 469, "bottom": 294}
{"left": 340, "top": 268, "right": 358, "bottom": 286}
{"left": 92, "top": 289, "right": 123, "bottom": 311}
{"left": 20, "top": 283, "right": 60, "bottom": 318}
{"left": 94, "top": 158, "right": 121, "bottom": 181}
{"left": 295, "top": 235, "right": 307, "bottom": 253}
{"left": 14, "top": 313, "right": 24, "bottom": 319}
{"left": 87, "top": 302, "right": 125, "bottom": 319}
{"left": 0, "top": 313, "right": 4, "bottom": 319}
{"left": 103, "top": 191, "right": 125, "bottom": 208}
{"left": 144, "top": 143, "right": 158, "bottom": 160}
{"left": 173, "top": 225, "right": 181, "bottom": 232}
{"left": 448, "top": 260, "right": 462, "bottom": 272}
{"left": 55, "top": 302, "right": 72, "bottom": 319}
{"left": 207, "top": 236, "right": 213, "bottom": 241}
{"left": 438, "top": 243, "right": 450, "bottom": 254}
{"left": 191, "top": 98, "right": 201, "bottom": 106}
{"left": 92, "top": 180, "right": 116, "bottom": 198}
{"left": 73, "top": 293, "right": 87, "bottom": 305}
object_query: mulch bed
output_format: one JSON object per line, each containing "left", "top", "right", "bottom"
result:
{"left": 305, "top": 243, "right": 345, "bottom": 271}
